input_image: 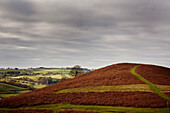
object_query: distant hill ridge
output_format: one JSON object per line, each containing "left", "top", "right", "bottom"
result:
{"left": 0, "top": 63, "right": 170, "bottom": 108}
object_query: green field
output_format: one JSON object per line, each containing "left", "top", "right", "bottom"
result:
{"left": 0, "top": 90, "right": 30, "bottom": 98}
{"left": 0, "top": 87, "right": 11, "bottom": 93}
{"left": 11, "top": 74, "right": 63, "bottom": 80}
{"left": 56, "top": 84, "right": 170, "bottom": 93}
{"left": 0, "top": 83, "right": 25, "bottom": 91}
{"left": 0, "top": 82, "right": 30, "bottom": 98}
{"left": 32, "top": 68, "right": 71, "bottom": 74}
{"left": 10, "top": 68, "right": 71, "bottom": 79}
{"left": 0, "top": 103, "right": 169, "bottom": 113}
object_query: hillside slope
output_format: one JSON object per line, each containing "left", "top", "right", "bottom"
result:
{"left": 0, "top": 63, "right": 170, "bottom": 109}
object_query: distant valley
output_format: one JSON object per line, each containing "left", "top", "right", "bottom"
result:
{"left": 0, "top": 67, "right": 91, "bottom": 98}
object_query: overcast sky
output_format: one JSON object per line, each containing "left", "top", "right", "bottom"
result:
{"left": 0, "top": 0, "right": 170, "bottom": 69}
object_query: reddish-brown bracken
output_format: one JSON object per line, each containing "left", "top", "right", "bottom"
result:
{"left": 9, "top": 109, "right": 98, "bottom": 113}
{"left": 9, "top": 109, "right": 53, "bottom": 113}
{"left": 135, "top": 64, "right": 170, "bottom": 85}
{"left": 0, "top": 63, "right": 169, "bottom": 108}
{"left": 57, "top": 110, "right": 99, "bottom": 113}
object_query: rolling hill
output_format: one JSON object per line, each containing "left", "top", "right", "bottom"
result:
{"left": 0, "top": 63, "right": 170, "bottom": 113}
{"left": 0, "top": 82, "right": 31, "bottom": 98}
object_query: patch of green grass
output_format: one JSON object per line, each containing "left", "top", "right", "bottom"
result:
{"left": 0, "top": 87, "right": 12, "bottom": 93}
{"left": 16, "top": 90, "right": 31, "bottom": 94}
{"left": 14, "top": 103, "right": 170, "bottom": 113}
{"left": 11, "top": 74, "right": 63, "bottom": 80}
{"left": 157, "top": 85, "right": 170, "bottom": 92}
{"left": 130, "top": 65, "right": 170, "bottom": 101}
{"left": 0, "top": 90, "right": 31, "bottom": 98}
{"left": 0, "top": 83, "right": 25, "bottom": 90}
{"left": 0, "top": 93, "right": 18, "bottom": 98}
{"left": 55, "top": 84, "right": 170, "bottom": 93}
{"left": 0, "top": 83, "right": 30, "bottom": 98}
{"left": 0, "top": 108, "right": 11, "bottom": 113}
{"left": 33, "top": 68, "right": 71, "bottom": 75}
{"left": 33, "top": 84, "right": 47, "bottom": 89}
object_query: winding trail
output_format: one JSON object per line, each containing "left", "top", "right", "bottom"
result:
{"left": 130, "top": 65, "right": 170, "bottom": 101}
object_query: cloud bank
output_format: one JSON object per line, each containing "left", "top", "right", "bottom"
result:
{"left": 0, "top": 0, "right": 170, "bottom": 68}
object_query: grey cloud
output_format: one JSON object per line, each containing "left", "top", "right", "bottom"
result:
{"left": 4, "top": 0, "right": 36, "bottom": 16}
{"left": 0, "top": 0, "right": 170, "bottom": 68}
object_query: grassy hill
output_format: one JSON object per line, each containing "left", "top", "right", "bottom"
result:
{"left": 0, "top": 82, "right": 31, "bottom": 98}
{"left": 0, "top": 63, "right": 170, "bottom": 113}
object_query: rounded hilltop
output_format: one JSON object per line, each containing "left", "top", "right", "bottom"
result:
{"left": 0, "top": 63, "right": 170, "bottom": 112}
